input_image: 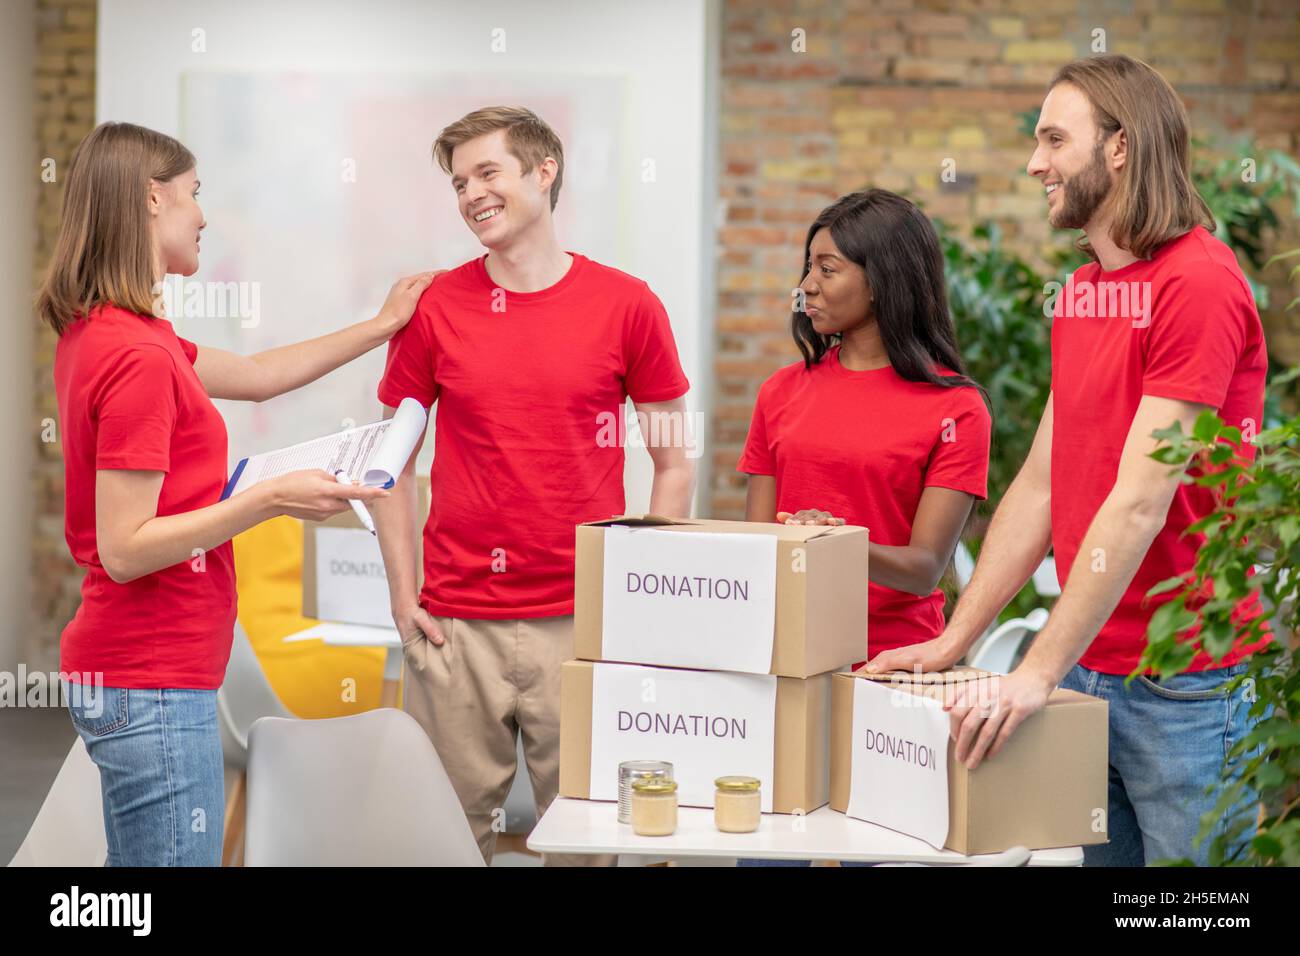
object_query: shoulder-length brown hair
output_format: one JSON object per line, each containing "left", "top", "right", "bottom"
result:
{"left": 1051, "top": 55, "right": 1214, "bottom": 261}
{"left": 36, "top": 122, "right": 195, "bottom": 335}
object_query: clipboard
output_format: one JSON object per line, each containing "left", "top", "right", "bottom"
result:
{"left": 221, "top": 397, "right": 427, "bottom": 499}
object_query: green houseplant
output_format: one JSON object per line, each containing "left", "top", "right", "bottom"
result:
{"left": 1139, "top": 380, "right": 1300, "bottom": 866}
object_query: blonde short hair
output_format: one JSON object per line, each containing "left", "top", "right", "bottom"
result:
{"left": 433, "top": 106, "right": 564, "bottom": 211}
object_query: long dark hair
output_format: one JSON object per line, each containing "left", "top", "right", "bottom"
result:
{"left": 793, "top": 189, "right": 977, "bottom": 391}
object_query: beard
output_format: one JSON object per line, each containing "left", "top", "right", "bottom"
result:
{"left": 1052, "top": 142, "right": 1112, "bottom": 230}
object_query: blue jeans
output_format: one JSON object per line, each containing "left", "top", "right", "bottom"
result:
{"left": 1060, "top": 660, "right": 1260, "bottom": 866}
{"left": 65, "top": 683, "right": 225, "bottom": 867}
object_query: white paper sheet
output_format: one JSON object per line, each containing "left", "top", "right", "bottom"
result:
{"left": 312, "top": 527, "right": 393, "bottom": 627}
{"left": 601, "top": 526, "right": 777, "bottom": 674}
{"left": 283, "top": 622, "right": 400, "bottom": 646}
{"left": 223, "top": 396, "right": 427, "bottom": 498}
{"left": 589, "top": 662, "right": 778, "bottom": 811}
{"left": 846, "top": 678, "right": 951, "bottom": 849}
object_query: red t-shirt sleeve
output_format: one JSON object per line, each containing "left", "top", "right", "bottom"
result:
{"left": 736, "top": 377, "right": 776, "bottom": 476}
{"left": 177, "top": 336, "right": 199, "bottom": 365}
{"left": 923, "top": 386, "right": 991, "bottom": 500}
{"left": 377, "top": 297, "right": 439, "bottom": 409}
{"left": 1141, "top": 266, "right": 1249, "bottom": 408}
{"left": 622, "top": 284, "right": 690, "bottom": 403}
{"left": 94, "top": 345, "right": 180, "bottom": 472}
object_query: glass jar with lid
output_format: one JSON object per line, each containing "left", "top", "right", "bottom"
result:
{"left": 713, "top": 776, "right": 761, "bottom": 833}
{"left": 630, "top": 778, "right": 678, "bottom": 836}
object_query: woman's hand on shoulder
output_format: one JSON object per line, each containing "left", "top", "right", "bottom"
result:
{"left": 375, "top": 271, "right": 443, "bottom": 337}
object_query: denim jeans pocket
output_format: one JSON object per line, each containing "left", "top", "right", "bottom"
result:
{"left": 66, "top": 683, "right": 129, "bottom": 736}
{"left": 1137, "top": 662, "right": 1249, "bottom": 701}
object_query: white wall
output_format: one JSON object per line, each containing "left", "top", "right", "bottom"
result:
{"left": 97, "top": 0, "right": 714, "bottom": 514}
{"left": 0, "top": 0, "right": 36, "bottom": 672}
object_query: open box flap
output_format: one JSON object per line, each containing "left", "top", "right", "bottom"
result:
{"left": 583, "top": 513, "right": 859, "bottom": 542}
{"left": 846, "top": 666, "right": 1099, "bottom": 708}
{"left": 582, "top": 513, "right": 698, "bottom": 529}
{"left": 851, "top": 665, "right": 989, "bottom": 684}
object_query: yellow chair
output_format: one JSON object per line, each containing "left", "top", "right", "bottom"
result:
{"left": 232, "top": 515, "right": 391, "bottom": 718}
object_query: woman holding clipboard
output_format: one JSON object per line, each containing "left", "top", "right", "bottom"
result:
{"left": 38, "top": 121, "right": 431, "bottom": 866}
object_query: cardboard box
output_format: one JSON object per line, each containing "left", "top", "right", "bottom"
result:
{"left": 559, "top": 659, "right": 833, "bottom": 814}
{"left": 830, "top": 668, "right": 1109, "bottom": 854}
{"left": 302, "top": 476, "right": 429, "bottom": 624}
{"left": 574, "top": 514, "right": 868, "bottom": 678}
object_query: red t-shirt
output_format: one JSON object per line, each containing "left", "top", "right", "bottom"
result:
{"left": 1050, "top": 226, "right": 1269, "bottom": 675}
{"left": 737, "top": 346, "right": 991, "bottom": 657}
{"left": 54, "top": 304, "right": 237, "bottom": 689}
{"left": 377, "top": 253, "right": 690, "bottom": 619}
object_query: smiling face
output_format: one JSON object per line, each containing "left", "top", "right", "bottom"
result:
{"left": 450, "top": 128, "right": 556, "bottom": 250}
{"left": 149, "top": 167, "right": 205, "bottom": 277}
{"left": 1027, "top": 82, "right": 1122, "bottom": 231}
{"left": 797, "top": 227, "right": 873, "bottom": 336}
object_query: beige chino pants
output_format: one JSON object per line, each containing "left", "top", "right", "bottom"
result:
{"left": 400, "top": 613, "right": 613, "bottom": 867}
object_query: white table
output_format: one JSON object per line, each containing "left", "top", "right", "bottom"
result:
{"left": 284, "top": 622, "right": 403, "bottom": 708}
{"left": 528, "top": 798, "right": 1083, "bottom": 866}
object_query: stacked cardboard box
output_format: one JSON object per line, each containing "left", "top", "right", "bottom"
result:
{"left": 558, "top": 514, "right": 870, "bottom": 814}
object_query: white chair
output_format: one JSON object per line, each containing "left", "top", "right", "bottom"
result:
{"left": 953, "top": 541, "right": 976, "bottom": 591}
{"left": 7, "top": 737, "right": 107, "bottom": 867}
{"left": 217, "top": 621, "right": 296, "bottom": 865}
{"left": 243, "top": 708, "right": 484, "bottom": 866}
{"left": 1032, "top": 556, "right": 1062, "bottom": 597}
{"left": 967, "top": 608, "right": 1050, "bottom": 675}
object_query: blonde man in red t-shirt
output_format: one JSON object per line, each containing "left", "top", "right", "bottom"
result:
{"left": 370, "top": 107, "right": 695, "bottom": 865}
{"left": 868, "top": 55, "right": 1270, "bottom": 866}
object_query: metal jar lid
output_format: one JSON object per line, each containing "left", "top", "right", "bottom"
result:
{"left": 714, "top": 775, "right": 761, "bottom": 793}
{"left": 631, "top": 778, "right": 678, "bottom": 795}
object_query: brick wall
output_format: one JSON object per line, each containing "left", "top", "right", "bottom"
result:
{"left": 23, "top": 1, "right": 1300, "bottom": 662}
{"left": 31, "top": 0, "right": 96, "bottom": 670}
{"left": 710, "top": 0, "right": 1300, "bottom": 518}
